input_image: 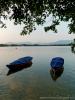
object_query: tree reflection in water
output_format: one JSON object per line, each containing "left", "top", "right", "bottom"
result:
{"left": 71, "top": 39, "right": 75, "bottom": 54}
{"left": 71, "top": 46, "right": 75, "bottom": 54}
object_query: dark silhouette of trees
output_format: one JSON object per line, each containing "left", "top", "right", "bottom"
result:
{"left": 0, "top": 0, "right": 75, "bottom": 35}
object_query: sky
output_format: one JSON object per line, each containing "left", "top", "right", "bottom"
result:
{"left": 0, "top": 17, "right": 75, "bottom": 44}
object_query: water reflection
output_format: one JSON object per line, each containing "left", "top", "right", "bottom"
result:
{"left": 50, "top": 67, "right": 64, "bottom": 81}
{"left": 7, "top": 62, "right": 32, "bottom": 76}
{"left": 71, "top": 46, "right": 75, "bottom": 54}
{"left": 71, "top": 39, "right": 75, "bottom": 54}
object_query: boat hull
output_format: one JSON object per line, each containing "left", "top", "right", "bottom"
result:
{"left": 6, "top": 56, "right": 33, "bottom": 70}
{"left": 50, "top": 57, "right": 64, "bottom": 69}
{"left": 7, "top": 61, "right": 32, "bottom": 70}
{"left": 7, "top": 61, "right": 32, "bottom": 75}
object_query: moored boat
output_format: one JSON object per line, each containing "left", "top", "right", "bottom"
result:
{"left": 50, "top": 57, "right": 64, "bottom": 69}
{"left": 7, "top": 61, "right": 32, "bottom": 76}
{"left": 6, "top": 56, "right": 33, "bottom": 70}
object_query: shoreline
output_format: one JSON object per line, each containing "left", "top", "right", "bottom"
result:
{"left": 0, "top": 44, "right": 71, "bottom": 47}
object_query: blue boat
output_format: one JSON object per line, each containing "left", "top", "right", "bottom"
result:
{"left": 7, "top": 56, "right": 33, "bottom": 70}
{"left": 7, "top": 62, "right": 32, "bottom": 76}
{"left": 50, "top": 57, "right": 64, "bottom": 69}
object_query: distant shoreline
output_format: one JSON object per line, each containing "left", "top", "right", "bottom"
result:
{"left": 0, "top": 44, "right": 71, "bottom": 47}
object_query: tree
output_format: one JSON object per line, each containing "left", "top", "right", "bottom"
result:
{"left": 0, "top": 0, "right": 75, "bottom": 35}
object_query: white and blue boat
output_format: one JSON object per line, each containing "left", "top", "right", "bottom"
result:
{"left": 7, "top": 56, "right": 33, "bottom": 70}
{"left": 50, "top": 57, "right": 64, "bottom": 69}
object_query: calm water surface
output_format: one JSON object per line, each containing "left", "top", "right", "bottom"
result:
{"left": 0, "top": 46, "right": 75, "bottom": 100}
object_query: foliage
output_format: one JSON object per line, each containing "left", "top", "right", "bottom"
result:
{"left": 0, "top": 0, "right": 75, "bottom": 35}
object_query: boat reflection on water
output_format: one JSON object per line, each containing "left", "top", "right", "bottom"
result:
{"left": 50, "top": 67, "right": 64, "bottom": 81}
{"left": 7, "top": 61, "right": 32, "bottom": 76}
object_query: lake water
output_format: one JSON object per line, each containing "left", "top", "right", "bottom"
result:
{"left": 0, "top": 46, "right": 75, "bottom": 100}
